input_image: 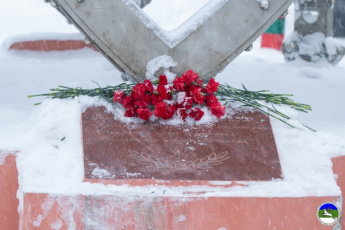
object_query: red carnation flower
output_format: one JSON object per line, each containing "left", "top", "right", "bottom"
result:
{"left": 206, "top": 78, "right": 219, "bottom": 94}
{"left": 183, "top": 97, "right": 193, "bottom": 109}
{"left": 190, "top": 86, "right": 205, "bottom": 104}
{"left": 182, "top": 70, "right": 199, "bottom": 84}
{"left": 162, "top": 105, "right": 176, "bottom": 120}
{"left": 115, "top": 71, "right": 225, "bottom": 122}
{"left": 137, "top": 108, "right": 152, "bottom": 121}
{"left": 157, "top": 85, "right": 167, "bottom": 101}
{"left": 159, "top": 75, "right": 168, "bottom": 86}
{"left": 205, "top": 94, "right": 219, "bottom": 107}
{"left": 211, "top": 103, "right": 226, "bottom": 118}
{"left": 150, "top": 94, "right": 159, "bottom": 105}
{"left": 113, "top": 90, "right": 125, "bottom": 103}
{"left": 173, "top": 77, "right": 185, "bottom": 91}
{"left": 177, "top": 108, "right": 189, "bottom": 121}
{"left": 154, "top": 102, "right": 167, "bottom": 118}
{"left": 134, "top": 94, "right": 151, "bottom": 109}
{"left": 195, "top": 78, "right": 203, "bottom": 86}
{"left": 166, "top": 86, "right": 174, "bottom": 100}
{"left": 153, "top": 102, "right": 176, "bottom": 119}
{"left": 184, "top": 84, "right": 192, "bottom": 97}
{"left": 190, "top": 108, "right": 204, "bottom": 121}
{"left": 143, "top": 80, "right": 154, "bottom": 93}
{"left": 132, "top": 83, "right": 146, "bottom": 99}
{"left": 175, "top": 92, "right": 193, "bottom": 109}
{"left": 122, "top": 96, "right": 134, "bottom": 109}
{"left": 124, "top": 106, "right": 136, "bottom": 117}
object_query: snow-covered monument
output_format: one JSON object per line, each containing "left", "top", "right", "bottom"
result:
{"left": 1, "top": 1, "right": 345, "bottom": 229}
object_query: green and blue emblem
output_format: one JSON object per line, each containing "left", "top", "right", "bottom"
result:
{"left": 317, "top": 202, "right": 340, "bottom": 225}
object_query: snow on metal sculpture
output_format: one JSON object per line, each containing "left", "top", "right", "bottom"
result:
{"left": 46, "top": 0, "right": 293, "bottom": 82}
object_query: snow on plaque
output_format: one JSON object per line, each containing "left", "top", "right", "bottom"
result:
{"left": 82, "top": 106, "right": 282, "bottom": 182}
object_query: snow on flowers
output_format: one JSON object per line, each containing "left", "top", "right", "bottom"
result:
{"left": 29, "top": 69, "right": 313, "bottom": 129}
{"left": 113, "top": 70, "right": 225, "bottom": 121}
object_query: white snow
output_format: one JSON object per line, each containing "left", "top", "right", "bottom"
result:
{"left": 123, "top": 0, "right": 229, "bottom": 47}
{"left": 142, "top": 0, "right": 210, "bottom": 31}
{"left": 0, "top": 151, "right": 15, "bottom": 165}
{"left": 145, "top": 55, "right": 177, "bottom": 82}
{"left": 33, "top": 197, "right": 55, "bottom": 226}
{"left": 324, "top": 36, "right": 345, "bottom": 65}
{"left": 50, "top": 218, "right": 63, "bottom": 230}
{"left": 217, "top": 228, "right": 227, "bottom": 230}
{"left": 302, "top": 11, "right": 319, "bottom": 24}
{"left": 91, "top": 167, "right": 112, "bottom": 179}
{"left": 0, "top": 0, "right": 78, "bottom": 45}
{"left": 1, "top": 0, "right": 345, "bottom": 216}
{"left": 298, "top": 32, "right": 325, "bottom": 62}
{"left": 175, "top": 214, "right": 187, "bottom": 222}
{"left": 209, "top": 181, "right": 232, "bottom": 186}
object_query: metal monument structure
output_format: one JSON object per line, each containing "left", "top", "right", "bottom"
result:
{"left": 47, "top": 0, "right": 294, "bottom": 82}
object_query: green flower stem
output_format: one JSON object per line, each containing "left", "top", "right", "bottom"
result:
{"left": 28, "top": 82, "right": 314, "bottom": 131}
{"left": 215, "top": 84, "right": 314, "bottom": 131}
{"left": 28, "top": 83, "right": 135, "bottom": 102}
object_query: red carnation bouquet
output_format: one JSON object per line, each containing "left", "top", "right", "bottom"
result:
{"left": 29, "top": 69, "right": 313, "bottom": 130}
{"left": 113, "top": 70, "right": 225, "bottom": 121}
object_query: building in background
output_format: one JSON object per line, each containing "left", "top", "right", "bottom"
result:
{"left": 334, "top": 0, "right": 345, "bottom": 37}
{"left": 261, "top": 16, "right": 285, "bottom": 50}
{"left": 282, "top": 0, "right": 345, "bottom": 65}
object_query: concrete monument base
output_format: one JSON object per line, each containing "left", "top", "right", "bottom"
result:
{"left": 1, "top": 107, "right": 345, "bottom": 229}
{"left": 1, "top": 147, "right": 345, "bottom": 229}
{"left": 20, "top": 193, "right": 341, "bottom": 230}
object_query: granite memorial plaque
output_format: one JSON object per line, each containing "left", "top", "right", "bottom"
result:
{"left": 82, "top": 106, "right": 282, "bottom": 182}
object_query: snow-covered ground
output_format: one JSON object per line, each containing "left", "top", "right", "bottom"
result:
{"left": 0, "top": 0, "right": 345, "bottom": 205}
